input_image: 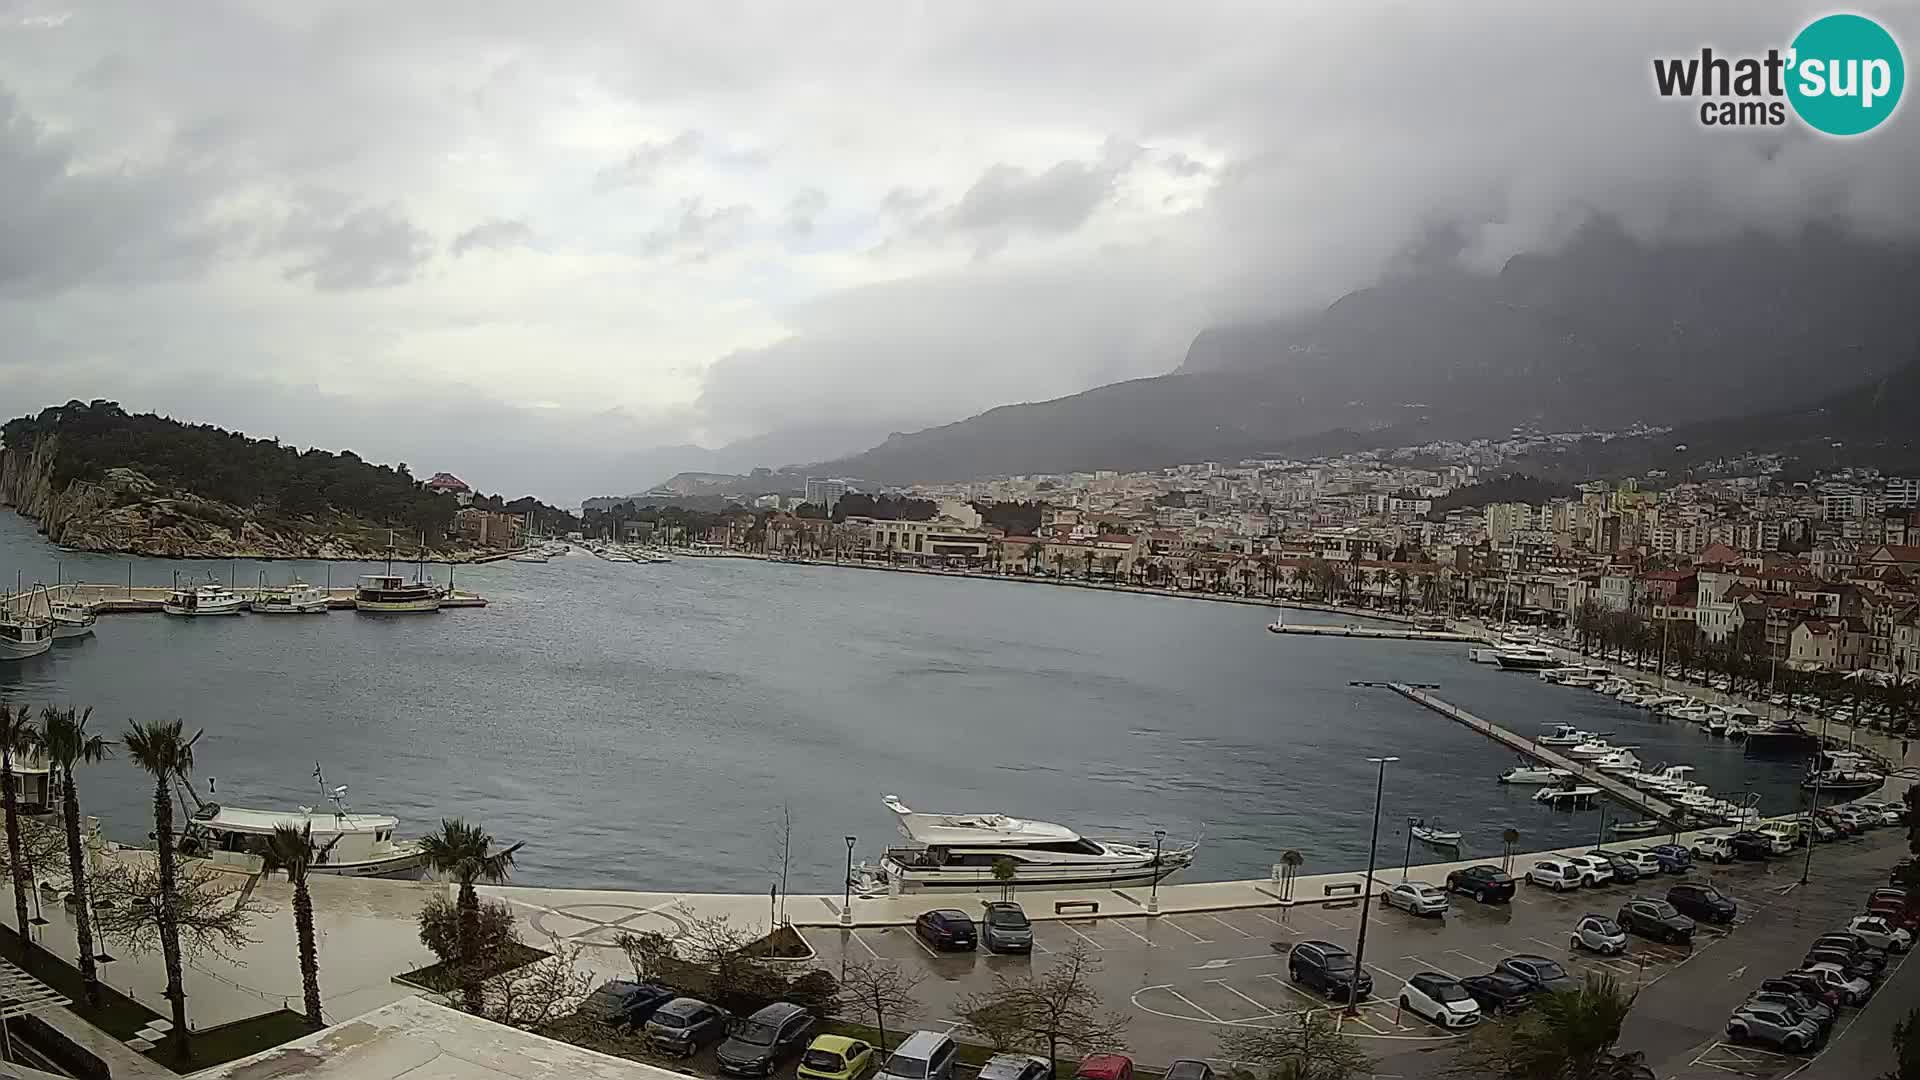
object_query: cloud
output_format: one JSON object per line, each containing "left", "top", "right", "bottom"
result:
{"left": 450, "top": 217, "right": 536, "bottom": 257}
{"left": 948, "top": 137, "right": 1142, "bottom": 243}
{"left": 278, "top": 201, "right": 435, "bottom": 291}
{"left": 640, "top": 199, "right": 754, "bottom": 260}
{"left": 593, "top": 130, "right": 702, "bottom": 193}
{"left": 784, "top": 188, "right": 828, "bottom": 237}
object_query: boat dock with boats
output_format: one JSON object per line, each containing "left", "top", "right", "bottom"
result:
{"left": 0, "top": 580, "right": 488, "bottom": 616}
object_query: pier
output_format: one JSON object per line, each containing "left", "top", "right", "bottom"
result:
{"left": 1385, "top": 681, "right": 1687, "bottom": 825}
{"left": 2, "top": 581, "right": 487, "bottom": 613}
{"left": 1267, "top": 623, "right": 1476, "bottom": 641}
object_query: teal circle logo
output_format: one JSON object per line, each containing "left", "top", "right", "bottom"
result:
{"left": 1787, "top": 13, "right": 1904, "bottom": 135}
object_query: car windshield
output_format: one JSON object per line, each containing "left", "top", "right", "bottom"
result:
{"left": 1533, "top": 960, "right": 1568, "bottom": 980}
{"left": 803, "top": 1050, "right": 846, "bottom": 1070}
{"left": 653, "top": 1010, "right": 692, "bottom": 1029}
{"left": 735, "top": 1021, "right": 779, "bottom": 1046}
{"left": 1644, "top": 901, "right": 1678, "bottom": 918}
{"left": 1321, "top": 953, "right": 1354, "bottom": 973}
{"left": 1589, "top": 918, "right": 1620, "bottom": 934}
{"left": 989, "top": 908, "right": 1029, "bottom": 929}
{"left": 884, "top": 1056, "right": 928, "bottom": 1079}
{"left": 1432, "top": 982, "right": 1471, "bottom": 1003}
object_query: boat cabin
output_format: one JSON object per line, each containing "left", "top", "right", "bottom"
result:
{"left": 181, "top": 805, "right": 407, "bottom": 871}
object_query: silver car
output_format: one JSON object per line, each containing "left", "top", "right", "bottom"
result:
{"left": 1385, "top": 881, "right": 1450, "bottom": 916}
{"left": 1570, "top": 914, "right": 1627, "bottom": 955}
{"left": 1726, "top": 1002, "right": 1822, "bottom": 1053}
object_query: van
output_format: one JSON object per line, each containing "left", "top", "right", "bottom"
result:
{"left": 878, "top": 1031, "right": 957, "bottom": 1080}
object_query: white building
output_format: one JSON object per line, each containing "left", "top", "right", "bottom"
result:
{"left": 804, "top": 477, "right": 849, "bottom": 510}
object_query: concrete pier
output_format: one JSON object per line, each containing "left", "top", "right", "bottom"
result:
{"left": 1386, "top": 681, "right": 1688, "bottom": 825}
{"left": 2, "top": 581, "right": 487, "bottom": 613}
{"left": 1266, "top": 623, "right": 1476, "bottom": 641}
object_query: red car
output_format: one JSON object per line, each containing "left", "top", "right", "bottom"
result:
{"left": 1074, "top": 1055, "right": 1134, "bottom": 1080}
{"left": 1867, "top": 899, "right": 1920, "bottom": 931}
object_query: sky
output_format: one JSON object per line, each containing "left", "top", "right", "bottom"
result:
{"left": 2, "top": 1, "right": 1917, "bottom": 504}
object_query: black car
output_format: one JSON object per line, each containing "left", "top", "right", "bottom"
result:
{"left": 1446, "top": 865, "right": 1516, "bottom": 903}
{"left": 645, "top": 997, "right": 730, "bottom": 1057}
{"left": 1805, "top": 945, "right": 1881, "bottom": 980}
{"left": 914, "top": 909, "right": 978, "bottom": 951}
{"left": 1814, "top": 932, "right": 1889, "bottom": 969}
{"left": 1288, "top": 939, "right": 1373, "bottom": 1001}
{"left": 1162, "top": 1060, "right": 1215, "bottom": 1080}
{"left": 715, "top": 1001, "right": 815, "bottom": 1076}
{"left": 1729, "top": 831, "right": 1776, "bottom": 859}
{"left": 1586, "top": 850, "right": 1641, "bottom": 884}
{"left": 574, "top": 979, "right": 677, "bottom": 1028}
{"left": 1458, "top": 972, "right": 1535, "bottom": 1015}
{"left": 1667, "top": 883, "right": 1737, "bottom": 924}
{"left": 1496, "top": 954, "right": 1579, "bottom": 995}
{"left": 1617, "top": 898, "right": 1696, "bottom": 944}
{"left": 1770, "top": 970, "right": 1843, "bottom": 1010}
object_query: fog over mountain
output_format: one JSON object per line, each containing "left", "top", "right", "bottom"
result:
{"left": 2, "top": 3, "right": 1916, "bottom": 502}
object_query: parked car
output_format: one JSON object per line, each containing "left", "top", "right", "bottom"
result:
{"left": 981, "top": 901, "right": 1033, "bottom": 954}
{"left": 1585, "top": 850, "right": 1641, "bottom": 884}
{"left": 1458, "top": 972, "right": 1535, "bottom": 1015}
{"left": 1617, "top": 898, "right": 1696, "bottom": 944}
{"left": 1446, "top": 865, "right": 1516, "bottom": 902}
{"left": 1809, "top": 819, "right": 1842, "bottom": 844}
{"left": 1728, "top": 831, "right": 1778, "bottom": 860}
{"left": 1398, "top": 972, "right": 1482, "bottom": 1028}
{"left": 1667, "top": 882, "right": 1737, "bottom": 924}
{"left": 1613, "top": 850, "right": 1664, "bottom": 877}
{"left": 977, "top": 1054, "right": 1050, "bottom": 1080}
{"left": 1528, "top": 859, "right": 1584, "bottom": 892}
{"left": 1496, "top": 954, "right": 1580, "bottom": 995}
{"left": 1385, "top": 881, "right": 1450, "bottom": 916}
{"left": 646, "top": 997, "right": 731, "bottom": 1057}
{"left": 1571, "top": 914, "right": 1628, "bottom": 955}
{"left": 717, "top": 1002, "right": 816, "bottom": 1077}
{"left": 798, "top": 1036, "right": 876, "bottom": 1080}
{"left": 1768, "top": 971, "right": 1842, "bottom": 1010}
{"left": 1868, "top": 887, "right": 1909, "bottom": 907}
{"left": 1289, "top": 939, "right": 1374, "bottom": 1001}
{"left": 1646, "top": 844, "right": 1694, "bottom": 872}
{"left": 1818, "top": 810, "right": 1860, "bottom": 837}
{"left": 1818, "top": 930, "right": 1891, "bottom": 963}
{"left": 1804, "top": 945, "right": 1878, "bottom": 981}
{"left": 1160, "top": 1061, "right": 1214, "bottom": 1080}
{"left": 914, "top": 910, "right": 978, "bottom": 951}
{"left": 1726, "top": 1002, "right": 1822, "bottom": 1053}
{"left": 1793, "top": 963, "right": 1872, "bottom": 1006}
{"left": 1746, "top": 991, "right": 1833, "bottom": 1034}
{"left": 878, "top": 1032, "right": 957, "bottom": 1080}
{"left": 573, "top": 979, "right": 677, "bottom": 1028}
{"left": 1691, "top": 834, "right": 1735, "bottom": 864}
{"left": 1073, "top": 1054, "right": 1135, "bottom": 1080}
{"left": 1564, "top": 854, "right": 1615, "bottom": 886}
{"left": 1808, "top": 938, "right": 1885, "bottom": 977}
{"left": 1836, "top": 807, "right": 1880, "bottom": 831}
{"left": 1851, "top": 915, "right": 1915, "bottom": 954}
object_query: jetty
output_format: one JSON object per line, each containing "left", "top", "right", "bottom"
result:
{"left": 1385, "top": 682, "right": 1687, "bottom": 825}
{"left": 1267, "top": 622, "right": 1476, "bottom": 641}
{"left": 1, "top": 581, "right": 487, "bottom": 613}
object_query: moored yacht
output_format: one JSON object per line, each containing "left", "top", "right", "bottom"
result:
{"left": 162, "top": 583, "right": 245, "bottom": 616}
{"left": 1590, "top": 750, "right": 1644, "bottom": 776}
{"left": 1494, "top": 645, "right": 1560, "bottom": 671}
{"left": 1802, "top": 751, "right": 1886, "bottom": 794}
{"left": 49, "top": 598, "right": 96, "bottom": 638}
{"left": 254, "top": 580, "right": 329, "bottom": 614}
{"left": 1499, "top": 763, "right": 1574, "bottom": 785}
{"left": 178, "top": 779, "right": 426, "bottom": 878}
{"left": 851, "top": 795, "right": 1195, "bottom": 893}
{"left": 1566, "top": 738, "right": 1618, "bottom": 759}
{"left": 1539, "top": 724, "right": 1597, "bottom": 746}
{"left": 353, "top": 574, "right": 444, "bottom": 613}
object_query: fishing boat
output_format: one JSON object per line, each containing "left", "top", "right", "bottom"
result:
{"left": 0, "top": 610, "right": 53, "bottom": 660}
{"left": 1534, "top": 784, "right": 1602, "bottom": 807}
{"left": 1609, "top": 820, "right": 1664, "bottom": 838}
{"left": 47, "top": 594, "right": 97, "bottom": 639}
{"left": 1410, "top": 819, "right": 1461, "bottom": 846}
{"left": 1590, "top": 750, "right": 1644, "bottom": 776}
{"left": 254, "top": 578, "right": 329, "bottom": 614}
{"left": 850, "top": 795, "right": 1195, "bottom": 892}
{"left": 1539, "top": 724, "right": 1597, "bottom": 746}
{"left": 162, "top": 582, "right": 246, "bottom": 616}
{"left": 179, "top": 781, "right": 427, "bottom": 879}
{"left": 1566, "top": 738, "right": 1618, "bottom": 759}
{"left": 353, "top": 574, "right": 443, "bottom": 613}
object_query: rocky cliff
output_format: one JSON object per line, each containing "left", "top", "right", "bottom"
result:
{"left": 0, "top": 441, "right": 492, "bottom": 561}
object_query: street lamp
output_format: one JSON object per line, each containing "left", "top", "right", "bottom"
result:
{"left": 842, "top": 836, "right": 857, "bottom": 928}
{"left": 1149, "top": 829, "right": 1167, "bottom": 914}
{"left": 1349, "top": 755, "right": 1399, "bottom": 1017}
{"left": 1401, "top": 817, "right": 1415, "bottom": 882}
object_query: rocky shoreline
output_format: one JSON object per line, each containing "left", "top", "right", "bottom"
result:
{"left": 1, "top": 442, "right": 498, "bottom": 563}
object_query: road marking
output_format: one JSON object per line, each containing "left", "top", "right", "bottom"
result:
{"left": 849, "top": 931, "right": 881, "bottom": 961}
{"left": 1401, "top": 955, "right": 1457, "bottom": 979}
{"left": 1261, "top": 972, "right": 1328, "bottom": 1008}
{"left": 1249, "top": 910, "right": 1300, "bottom": 934}
{"left": 1105, "top": 919, "right": 1157, "bottom": 946}
{"left": 1483, "top": 941, "right": 1517, "bottom": 953}
{"left": 1364, "top": 963, "right": 1406, "bottom": 989}
{"left": 1191, "top": 954, "right": 1285, "bottom": 970}
{"left": 1725, "top": 965, "right": 1748, "bottom": 981}
{"left": 1208, "top": 979, "right": 1283, "bottom": 1018}
{"left": 909, "top": 929, "right": 940, "bottom": 957}
{"left": 1526, "top": 936, "right": 1568, "bottom": 954}
{"left": 1303, "top": 909, "right": 1349, "bottom": 930}
{"left": 1162, "top": 987, "right": 1223, "bottom": 1022}
{"left": 1446, "top": 949, "right": 1492, "bottom": 968}
{"left": 1206, "top": 913, "right": 1255, "bottom": 938}
{"left": 1059, "top": 922, "right": 1107, "bottom": 951}
{"left": 1157, "top": 918, "right": 1209, "bottom": 944}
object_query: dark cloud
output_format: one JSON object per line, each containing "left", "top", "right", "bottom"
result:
{"left": 450, "top": 218, "right": 537, "bottom": 257}
{"left": 947, "top": 138, "right": 1143, "bottom": 255}
{"left": 593, "top": 130, "right": 702, "bottom": 193}
{"left": 279, "top": 202, "right": 434, "bottom": 291}
{"left": 640, "top": 199, "right": 754, "bottom": 260}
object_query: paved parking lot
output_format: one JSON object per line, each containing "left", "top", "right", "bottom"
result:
{"left": 804, "top": 829, "right": 1910, "bottom": 1077}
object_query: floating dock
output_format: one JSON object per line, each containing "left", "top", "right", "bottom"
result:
{"left": 1267, "top": 623, "right": 1476, "bottom": 641}
{"left": 2, "top": 582, "right": 487, "bottom": 613}
{"left": 1385, "top": 682, "right": 1687, "bottom": 825}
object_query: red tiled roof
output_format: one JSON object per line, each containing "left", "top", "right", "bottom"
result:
{"left": 425, "top": 472, "right": 469, "bottom": 491}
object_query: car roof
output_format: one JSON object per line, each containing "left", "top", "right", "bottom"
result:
{"left": 1508, "top": 952, "right": 1554, "bottom": 964}
{"left": 748, "top": 1002, "right": 806, "bottom": 1023}
{"left": 1076, "top": 1053, "right": 1134, "bottom": 1077}
{"left": 932, "top": 909, "right": 972, "bottom": 919}
{"left": 660, "top": 996, "right": 711, "bottom": 1014}
{"left": 1299, "top": 939, "right": 1347, "bottom": 954}
{"left": 811, "top": 1035, "right": 864, "bottom": 1053}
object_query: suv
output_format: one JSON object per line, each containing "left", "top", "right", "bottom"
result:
{"left": 981, "top": 902, "right": 1033, "bottom": 953}
{"left": 1645, "top": 844, "right": 1693, "bottom": 872}
{"left": 1691, "top": 834, "right": 1735, "bottom": 864}
{"left": 1495, "top": 954, "right": 1579, "bottom": 995}
{"left": 914, "top": 910, "right": 977, "bottom": 951}
{"left": 646, "top": 997, "right": 731, "bottom": 1057}
{"left": 1617, "top": 898, "right": 1695, "bottom": 944}
{"left": 1459, "top": 972, "right": 1535, "bottom": 1015}
{"left": 716, "top": 1002, "right": 815, "bottom": 1077}
{"left": 1528, "top": 859, "right": 1583, "bottom": 892}
{"left": 1667, "top": 882, "right": 1737, "bottom": 924}
{"left": 1728, "top": 831, "right": 1777, "bottom": 860}
{"left": 1746, "top": 991, "right": 1833, "bottom": 1035}
{"left": 1585, "top": 850, "right": 1641, "bottom": 884}
{"left": 1289, "top": 940, "right": 1373, "bottom": 1001}
{"left": 1564, "top": 854, "right": 1614, "bottom": 886}
{"left": 1446, "top": 865, "right": 1515, "bottom": 903}
{"left": 1726, "top": 1002, "right": 1822, "bottom": 1053}
{"left": 573, "top": 979, "right": 676, "bottom": 1028}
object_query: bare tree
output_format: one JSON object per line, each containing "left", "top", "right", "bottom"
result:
{"left": 614, "top": 927, "right": 677, "bottom": 984}
{"left": 839, "top": 958, "right": 923, "bottom": 1053}
{"left": 478, "top": 938, "right": 594, "bottom": 1030}
{"left": 1220, "top": 1013, "right": 1371, "bottom": 1080}
{"left": 960, "top": 941, "right": 1128, "bottom": 1074}
{"left": 89, "top": 855, "right": 265, "bottom": 966}
{"left": 770, "top": 803, "right": 793, "bottom": 927}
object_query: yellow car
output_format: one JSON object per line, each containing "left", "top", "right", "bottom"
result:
{"left": 797, "top": 1034, "right": 875, "bottom": 1080}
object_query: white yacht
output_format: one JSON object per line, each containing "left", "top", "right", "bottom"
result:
{"left": 1534, "top": 784, "right": 1601, "bottom": 806}
{"left": 1538, "top": 723, "right": 1595, "bottom": 746}
{"left": 254, "top": 580, "right": 329, "bottom": 614}
{"left": 1803, "top": 751, "right": 1886, "bottom": 795}
{"left": 1499, "top": 763, "right": 1574, "bottom": 785}
{"left": 851, "top": 795, "right": 1195, "bottom": 893}
{"left": 49, "top": 598, "right": 97, "bottom": 639}
{"left": 1494, "top": 645, "right": 1560, "bottom": 671}
{"left": 1641, "top": 695, "right": 1687, "bottom": 713}
{"left": 1566, "top": 738, "right": 1617, "bottom": 759}
{"left": 179, "top": 781, "right": 426, "bottom": 878}
{"left": 162, "top": 583, "right": 245, "bottom": 616}
{"left": 1590, "top": 750, "right": 1644, "bottom": 776}
{"left": 0, "top": 610, "right": 53, "bottom": 661}
{"left": 353, "top": 574, "right": 443, "bottom": 613}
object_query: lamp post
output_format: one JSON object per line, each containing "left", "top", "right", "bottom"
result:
{"left": 1349, "top": 755, "right": 1399, "bottom": 1017}
{"left": 1401, "top": 818, "right": 1415, "bottom": 882}
{"left": 842, "top": 836, "right": 857, "bottom": 928}
{"left": 1801, "top": 712, "right": 1830, "bottom": 886}
{"left": 1149, "top": 829, "right": 1166, "bottom": 914}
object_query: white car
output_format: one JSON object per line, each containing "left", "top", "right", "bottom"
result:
{"left": 1385, "top": 881, "right": 1450, "bottom": 916}
{"left": 1616, "top": 850, "right": 1664, "bottom": 876}
{"left": 1398, "top": 971, "right": 1482, "bottom": 1028}
{"left": 1836, "top": 808, "right": 1879, "bottom": 830}
{"left": 1846, "top": 915, "right": 1913, "bottom": 953}
{"left": 1797, "top": 963, "right": 1873, "bottom": 1006}
{"left": 1691, "top": 834, "right": 1735, "bottom": 864}
{"left": 1570, "top": 914, "right": 1628, "bottom": 955}
{"left": 1564, "top": 854, "right": 1614, "bottom": 886}
{"left": 1528, "top": 859, "right": 1582, "bottom": 892}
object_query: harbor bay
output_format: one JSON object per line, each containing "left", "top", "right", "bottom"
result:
{"left": 0, "top": 511, "right": 1821, "bottom": 894}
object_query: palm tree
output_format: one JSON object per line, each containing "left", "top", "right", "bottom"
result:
{"left": 1461, "top": 973, "right": 1647, "bottom": 1079}
{"left": 1393, "top": 567, "right": 1412, "bottom": 612}
{"left": 39, "top": 707, "right": 110, "bottom": 1006}
{"left": 123, "top": 718, "right": 201, "bottom": 1063}
{"left": 1279, "top": 850, "right": 1304, "bottom": 900}
{"left": 0, "top": 703, "right": 42, "bottom": 970}
{"left": 262, "top": 824, "right": 337, "bottom": 1028}
{"left": 419, "top": 818, "right": 524, "bottom": 1012}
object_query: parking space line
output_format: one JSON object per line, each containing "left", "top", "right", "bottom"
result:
{"left": 1340, "top": 1012, "right": 1387, "bottom": 1035}
{"left": 1059, "top": 922, "right": 1107, "bottom": 951}
{"left": 1483, "top": 941, "right": 1516, "bottom": 953}
{"left": 1447, "top": 949, "right": 1493, "bottom": 968}
{"left": 1303, "top": 909, "right": 1350, "bottom": 930}
{"left": 1108, "top": 920, "right": 1157, "bottom": 946}
{"left": 1206, "top": 913, "right": 1255, "bottom": 938}
{"left": 1158, "top": 918, "right": 1209, "bottom": 944}
{"left": 1208, "top": 979, "right": 1283, "bottom": 1018}
{"left": 1162, "top": 987, "right": 1223, "bottom": 1022}
{"left": 849, "top": 930, "right": 881, "bottom": 961}
{"left": 1364, "top": 963, "right": 1407, "bottom": 990}
{"left": 1249, "top": 910, "right": 1300, "bottom": 934}
{"left": 1401, "top": 955, "right": 1457, "bottom": 978}
{"left": 1260, "top": 972, "right": 1327, "bottom": 1008}
{"left": 908, "top": 929, "right": 940, "bottom": 957}
{"left": 1526, "top": 936, "right": 1568, "bottom": 954}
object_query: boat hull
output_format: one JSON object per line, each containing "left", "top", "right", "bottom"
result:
{"left": 162, "top": 603, "right": 245, "bottom": 616}
{"left": 0, "top": 638, "right": 52, "bottom": 660}
{"left": 354, "top": 598, "right": 443, "bottom": 613}
{"left": 254, "top": 601, "right": 329, "bottom": 614}
{"left": 312, "top": 851, "right": 429, "bottom": 879}
{"left": 872, "top": 854, "right": 1190, "bottom": 892}
{"left": 1495, "top": 656, "right": 1559, "bottom": 671}
{"left": 51, "top": 621, "right": 95, "bottom": 640}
